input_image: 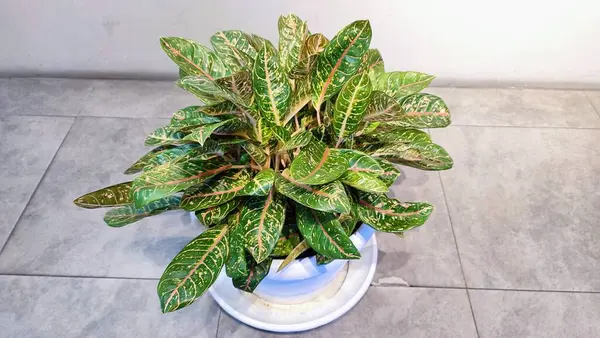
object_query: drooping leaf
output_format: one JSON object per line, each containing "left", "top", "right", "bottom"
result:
{"left": 103, "top": 196, "right": 181, "bottom": 227}
{"left": 279, "top": 130, "right": 313, "bottom": 152}
{"left": 358, "top": 49, "right": 384, "bottom": 81}
{"left": 240, "top": 169, "right": 275, "bottom": 196}
{"left": 356, "top": 192, "right": 433, "bottom": 232}
{"left": 131, "top": 158, "right": 231, "bottom": 207}
{"left": 311, "top": 20, "right": 372, "bottom": 110}
{"left": 252, "top": 42, "right": 292, "bottom": 125}
{"left": 368, "top": 128, "right": 432, "bottom": 144}
{"left": 374, "top": 71, "right": 434, "bottom": 100}
{"left": 195, "top": 198, "right": 241, "bottom": 226}
{"left": 376, "top": 158, "right": 401, "bottom": 187}
{"left": 143, "top": 144, "right": 201, "bottom": 171}
{"left": 171, "top": 102, "right": 238, "bottom": 123}
{"left": 180, "top": 170, "right": 251, "bottom": 211}
{"left": 340, "top": 171, "right": 388, "bottom": 193}
{"left": 232, "top": 255, "right": 273, "bottom": 292}
{"left": 124, "top": 146, "right": 172, "bottom": 175}
{"left": 178, "top": 75, "right": 226, "bottom": 105}
{"left": 144, "top": 126, "right": 187, "bottom": 146}
{"left": 157, "top": 225, "right": 229, "bottom": 313}
{"left": 317, "top": 205, "right": 360, "bottom": 265}
{"left": 215, "top": 70, "right": 255, "bottom": 108}
{"left": 277, "top": 239, "right": 309, "bottom": 272}
{"left": 74, "top": 182, "right": 133, "bottom": 209}
{"left": 241, "top": 190, "right": 286, "bottom": 263}
{"left": 159, "top": 37, "right": 231, "bottom": 80}
{"left": 289, "top": 33, "right": 329, "bottom": 79}
{"left": 364, "top": 91, "right": 404, "bottom": 122}
{"left": 241, "top": 142, "right": 268, "bottom": 166}
{"left": 289, "top": 139, "right": 348, "bottom": 185}
{"left": 182, "top": 118, "right": 250, "bottom": 146}
{"left": 274, "top": 170, "right": 351, "bottom": 213}
{"left": 370, "top": 142, "right": 453, "bottom": 170}
{"left": 271, "top": 223, "right": 302, "bottom": 257}
{"left": 332, "top": 72, "right": 373, "bottom": 146}
{"left": 396, "top": 93, "right": 451, "bottom": 128}
{"left": 225, "top": 213, "right": 248, "bottom": 279}
{"left": 296, "top": 205, "right": 360, "bottom": 259}
{"left": 210, "top": 30, "right": 256, "bottom": 70}
{"left": 278, "top": 14, "right": 309, "bottom": 74}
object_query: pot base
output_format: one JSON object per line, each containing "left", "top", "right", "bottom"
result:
{"left": 208, "top": 236, "right": 378, "bottom": 333}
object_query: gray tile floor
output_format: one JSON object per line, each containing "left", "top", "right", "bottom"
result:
{"left": 0, "top": 77, "right": 599, "bottom": 338}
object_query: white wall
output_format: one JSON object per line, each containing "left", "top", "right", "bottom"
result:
{"left": 1, "top": 0, "right": 599, "bottom": 87}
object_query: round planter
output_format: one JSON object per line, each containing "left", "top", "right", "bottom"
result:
{"left": 196, "top": 212, "right": 378, "bottom": 333}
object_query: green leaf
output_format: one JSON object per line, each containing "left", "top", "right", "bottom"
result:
{"left": 332, "top": 72, "right": 373, "bottom": 146}
{"left": 369, "top": 128, "right": 432, "bottom": 144}
{"left": 289, "top": 139, "right": 348, "bottom": 185}
{"left": 232, "top": 255, "right": 273, "bottom": 292}
{"left": 289, "top": 33, "right": 329, "bottom": 79}
{"left": 339, "top": 149, "right": 384, "bottom": 174}
{"left": 215, "top": 70, "right": 254, "bottom": 108}
{"left": 278, "top": 14, "right": 309, "bottom": 74}
{"left": 195, "top": 198, "right": 241, "bottom": 226}
{"left": 252, "top": 42, "right": 292, "bottom": 125}
{"left": 340, "top": 171, "right": 388, "bottom": 193}
{"left": 103, "top": 196, "right": 181, "bottom": 227}
{"left": 247, "top": 33, "right": 275, "bottom": 53}
{"left": 73, "top": 182, "right": 132, "bottom": 209}
{"left": 364, "top": 91, "right": 404, "bottom": 122}
{"left": 256, "top": 118, "right": 273, "bottom": 145}
{"left": 274, "top": 170, "right": 351, "bottom": 214}
{"left": 178, "top": 75, "right": 226, "bottom": 105}
{"left": 171, "top": 102, "right": 238, "bottom": 123}
{"left": 358, "top": 49, "right": 385, "bottom": 81}
{"left": 242, "top": 142, "right": 268, "bottom": 166}
{"left": 376, "top": 158, "right": 401, "bottom": 187}
{"left": 159, "top": 37, "right": 231, "bottom": 80}
{"left": 311, "top": 20, "right": 372, "bottom": 110}
{"left": 370, "top": 142, "right": 453, "bottom": 170}
{"left": 271, "top": 223, "right": 302, "bottom": 257}
{"left": 284, "top": 77, "right": 312, "bottom": 124}
{"left": 144, "top": 126, "right": 187, "bottom": 146}
{"left": 181, "top": 170, "right": 251, "bottom": 211}
{"left": 182, "top": 119, "right": 250, "bottom": 146}
{"left": 210, "top": 30, "right": 256, "bottom": 70}
{"left": 277, "top": 239, "right": 309, "bottom": 272}
{"left": 279, "top": 130, "right": 313, "bottom": 152}
{"left": 157, "top": 225, "right": 229, "bottom": 313}
{"left": 241, "top": 190, "right": 286, "bottom": 263}
{"left": 142, "top": 144, "right": 202, "bottom": 172}
{"left": 296, "top": 205, "right": 360, "bottom": 259}
{"left": 356, "top": 192, "right": 433, "bottom": 232}
{"left": 124, "top": 146, "right": 171, "bottom": 174}
{"left": 240, "top": 169, "right": 275, "bottom": 196}
{"left": 317, "top": 211, "right": 359, "bottom": 265}
{"left": 225, "top": 212, "right": 247, "bottom": 279}
{"left": 131, "top": 158, "right": 231, "bottom": 207}
{"left": 374, "top": 71, "right": 434, "bottom": 100}
{"left": 397, "top": 93, "right": 451, "bottom": 128}
{"left": 269, "top": 123, "right": 292, "bottom": 143}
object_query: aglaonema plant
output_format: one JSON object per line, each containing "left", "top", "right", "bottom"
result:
{"left": 74, "top": 14, "right": 453, "bottom": 313}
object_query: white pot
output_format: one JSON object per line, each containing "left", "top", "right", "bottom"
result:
{"left": 193, "top": 212, "right": 378, "bottom": 332}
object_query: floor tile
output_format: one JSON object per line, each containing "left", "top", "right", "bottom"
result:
{"left": 0, "top": 117, "right": 203, "bottom": 278}
{"left": 0, "top": 116, "right": 73, "bottom": 249}
{"left": 0, "top": 78, "right": 93, "bottom": 116}
{"left": 470, "top": 290, "right": 600, "bottom": 338}
{"left": 426, "top": 87, "right": 600, "bottom": 128}
{"left": 433, "top": 126, "right": 600, "bottom": 291}
{"left": 216, "top": 287, "right": 478, "bottom": 338}
{"left": 375, "top": 166, "right": 464, "bottom": 287}
{"left": 584, "top": 90, "right": 600, "bottom": 118}
{"left": 79, "top": 80, "right": 200, "bottom": 118}
{"left": 0, "top": 275, "right": 219, "bottom": 338}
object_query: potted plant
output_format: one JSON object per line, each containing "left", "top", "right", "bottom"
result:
{"left": 74, "top": 14, "right": 452, "bottom": 331}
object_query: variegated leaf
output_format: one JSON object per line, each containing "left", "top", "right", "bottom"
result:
{"left": 364, "top": 91, "right": 404, "bottom": 122}
{"left": 210, "top": 30, "right": 256, "bottom": 70}
{"left": 172, "top": 102, "right": 238, "bottom": 123}
{"left": 358, "top": 49, "right": 385, "bottom": 82}
{"left": 369, "top": 128, "right": 431, "bottom": 144}
{"left": 142, "top": 144, "right": 202, "bottom": 172}
{"left": 316, "top": 211, "right": 359, "bottom": 265}
{"left": 340, "top": 149, "right": 383, "bottom": 172}
{"left": 397, "top": 93, "right": 451, "bottom": 128}
{"left": 277, "top": 239, "right": 309, "bottom": 272}
{"left": 274, "top": 170, "right": 351, "bottom": 214}
{"left": 181, "top": 170, "right": 251, "bottom": 211}
{"left": 232, "top": 255, "right": 273, "bottom": 292}
{"left": 370, "top": 142, "right": 453, "bottom": 170}
{"left": 340, "top": 171, "right": 388, "bottom": 193}
{"left": 270, "top": 123, "right": 292, "bottom": 143}
{"left": 74, "top": 182, "right": 132, "bottom": 209}
{"left": 278, "top": 14, "right": 309, "bottom": 74}
{"left": 178, "top": 75, "right": 226, "bottom": 105}
{"left": 247, "top": 34, "right": 274, "bottom": 52}
{"left": 256, "top": 118, "right": 273, "bottom": 145}
{"left": 296, "top": 205, "right": 360, "bottom": 259}
{"left": 131, "top": 158, "right": 231, "bottom": 207}
{"left": 215, "top": 70, "right": 254, "bottom": 108}
{"left": 355, "top": 121, "right": 380, "bottom": 136}
{"left": 124, "top": 146, "right": 171, "bottom": 175}
{"left": 376, "top": 158, "right": 401, "bottom": 187}
{"left": 289, "top": 33, "right": 328, "bottom": 79}
{"left": 104, "top": 196, "right": 181, "bottom": 227}
{"left": 241, "top": 190, "right": 286, "bottom": 263}
{"left": 144, "top": 126, "right": 187, "bottom": 146}
{"left": 157, "top": 225, "right": 229, "bottom": 313}
{"left": 357, "top": 192, "right": 433, "bottom": 232}
{"left": 279, "top": 130, "right": 313, "bottom": 152}
{"left": 240, "top": 169, "right": 275, "bottom": 196}
{"left": 252, "top": 42, "right": 292, "bottom": 125}
{"left": 289, "top": 139, "right": 348, "bottom": 185}
{"left": 332, "top": 72, "right": 373, "bottom": 146}
{"left": 271, "top": 223, "right": 302, "bottom": 257}
{"left": 195, "top": 198, "right": 241, "bottom": 226}
{"left": 242, "top": 142, "right": 268, "bottom": 166}
{"left": 225, "top": 212, "right": 247, "bottom": 279}
{"left": 169, "top": 108, "right": 226, "bottom": 132}
{"left": 159, "top": 37, "right": 230, "bottom": 80}
{"left": 284, "top": 77, "right": 311, "bottom": 124}
{"left": 374, "top": 71, "right": 434, "bottom": 100}
{"left": 182, "top": 118, "right": 250, "bottom": 146}
{"left": 311, "top": 20, "right": 372, "bottom": 111}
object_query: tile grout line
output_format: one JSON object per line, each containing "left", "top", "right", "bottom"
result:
{"left": 0, "top": 272, "right": 159, "bottom": 281}
{"left": 449, "top": 124, "right": 600, "bottom": 130}
{"left": 77, "top": 83, "right": 96, "bottom": 117}
{"left": 437, "top": 171, "right": 481, "bottom": 338}
{"left": 583, "top": 91, "right": 600, "bottom": 119}
{"left": 0, "top": 117, "right": 77, "bottom": 257}
{"left": 214, "top": 310, "right": 222, "bottom": 338}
